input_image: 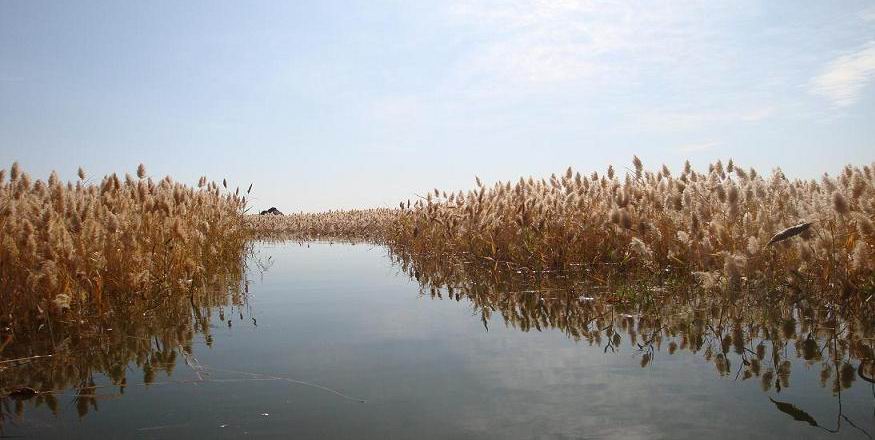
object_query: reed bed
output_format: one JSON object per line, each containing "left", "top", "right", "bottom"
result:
{"left": 245, "top": 209, "right": 398, "bottom": 242}
{"left": 391, "top": 158, "right": 875, "bottom": 295}
{"left": 0, "top": 162, "right": 253, "bottom": 422}
{"left": 0, "top": 162, "right": 249, "bottom": 334}
{"left": 247, "top": 158, "right": 875, "bottom": 295}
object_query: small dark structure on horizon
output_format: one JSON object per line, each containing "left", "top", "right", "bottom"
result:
{"left": 260, "top": 207, "right": 284, "bottom": 215}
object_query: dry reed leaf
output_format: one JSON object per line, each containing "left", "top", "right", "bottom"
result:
{"left": 767, "top": 222, "right": 813, "bottom": 246}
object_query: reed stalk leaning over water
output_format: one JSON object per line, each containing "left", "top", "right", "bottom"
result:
{"left": 0, "top": 163, "right": 249, "bottom": 334}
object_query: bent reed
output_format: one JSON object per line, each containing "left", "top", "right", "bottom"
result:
{"left": 0, "top": 162, "right": 249, "bottom": 334}
{"left": 251, "top": 158, "right": 875, "bottom": 295}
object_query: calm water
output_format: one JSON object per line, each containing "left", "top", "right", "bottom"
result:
{"left": 2, "top": 242, "right": 873, "bottom": 439}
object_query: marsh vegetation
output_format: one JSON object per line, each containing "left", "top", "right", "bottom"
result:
{"left": 1, "top": 160, "right": 873, "bottom": 437}
{"left": 0, "top": 163, "right": 252, "bottom": 422}
{"left": 250, "top": 158, "right": 875, "bottom": 296}
{"left": 0, "top": 163, "right": 249, "bottom": 324}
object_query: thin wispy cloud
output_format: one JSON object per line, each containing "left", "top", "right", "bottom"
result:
{"left": 438, "top": 0, "right": 791, "bottom": 140}
{"left": 810, "top": 41, "right": 875, "bottom": 108}
{"left": 445, "top": 1, "right": 714, "bottom": 91}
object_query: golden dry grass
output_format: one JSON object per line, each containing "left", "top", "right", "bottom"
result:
{"left": 0, "top": 162, "right": 249, "bottom": 333}
{"left": 250, "top": 158, "right": 875, "bottom": 295}
{"left": 246, "top": 209, "right": 398, "bottom": 242}
{"left": 390, "top": 158, "right": 875, "bottom": 294}
{"left": 1, "top": 163, "right": 252, "bottom": 417}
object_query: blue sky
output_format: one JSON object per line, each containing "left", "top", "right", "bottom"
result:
{"left": 1, "top": 1, "right": 873, "bottom": 212}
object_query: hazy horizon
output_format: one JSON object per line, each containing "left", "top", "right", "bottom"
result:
{"left": 2, "top": 1, "right": 874, "bottom": 212}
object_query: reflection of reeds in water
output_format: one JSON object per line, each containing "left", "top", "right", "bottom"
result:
{"left": 0, "top": 163, "right": 251, "bottom": 423}
{"left": 0, "top": 274, "right": 248, "bottom": 421}
{"left": 0, "top": 274, "right": 250, "bottom": 423}
{"left": 389, "top": 245, "right": 875, "bottom": 398}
